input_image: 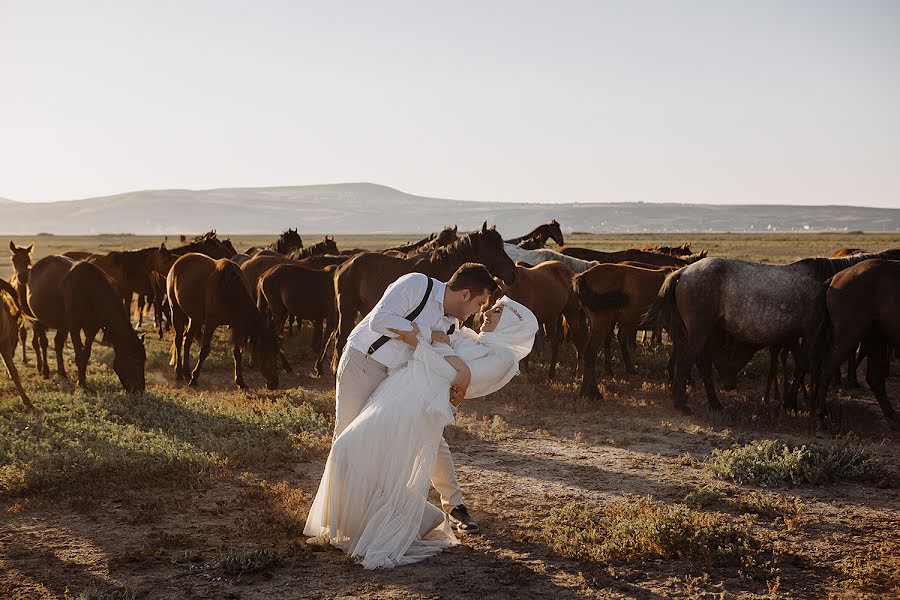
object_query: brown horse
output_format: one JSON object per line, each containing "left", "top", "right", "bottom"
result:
{"left": 8, "top": 242, "right": 34, "bottom": 366}
{"left": 408, "top": 226, "right": 459, "bottom": 256}
{"left": 287, "top": 236, "right": 339, "bottom": 260}
{"left": 332, "top": 223, "right": 518, "bottom": 371}
{"left": 257, "top": 263, "right": 337, "bottom": 377}
{"left": 559, "top": 246, "right": 687, "bottom": 268}
{"left": 27, "top": 256, "right": 145, "bottom": 392}
{"left": 643, "top": 243, "right": 694, "bottom": 257}
{"left": 246, "top": 228, "right": 304, "bottom": 256}
{"left": 505, "top": 220, "right": 565, "bottom": 249}
{"left": 573, "top": 263, "right": 673, "bottom": 398}
{"left": 811, "top": 259, "right": 900, "bottom": 430}
{"left": 173, "top": 231, "right": 237, "bottom": 260}
{"left": 167, "top": 253, "right": 279, "bottom": 390}
{"left": 294, "top": 254, "right": 349, "bottom": 270}
{"left": 0, "top": 278, "right": 31, "bottom": 407}
{"left": 491, "top": 260, "right": 584, "bottom": 378}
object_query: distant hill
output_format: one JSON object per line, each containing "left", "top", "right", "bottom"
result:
{"left": 0, "top": 183, "right": 896, "bottom": 234}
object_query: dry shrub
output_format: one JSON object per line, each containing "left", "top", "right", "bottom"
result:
{"left": 536, "top": 496, "right": 757, "bottom": 566}
{"left": 705, "top": 437, "right": 888, "bottom": 486}
{"left": 217, "top": 547, "right": 277, "bottom": 576}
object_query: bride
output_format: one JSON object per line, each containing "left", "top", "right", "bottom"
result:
{"left": 303, "top": 296, "right": 539, "bottom": 569}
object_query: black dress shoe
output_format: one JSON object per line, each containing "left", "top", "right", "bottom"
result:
{"left": 447, "top": 504, "right": 480, "bottom": 533}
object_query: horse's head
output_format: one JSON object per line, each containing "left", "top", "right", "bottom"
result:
{"left": 113, "top": 332, "right": 147, "bottom": 394}
{"left": 435, "top": 225, "right": 459, "bottom": 247}
{"left": 250, "top": 327, "right": 280, "bottom": 390}
{"left": 8, "top": 241, "right": 33, "bottom": 277}
{"left": 322, "top": 236, "right": 339, "bottom": 254}
{"left": 548, "top": 220, "right": 565, "bottom": 246}
{"left": 222, "top": 238, "right": 238, "bottom": 257}
{"left": 281, "top": 228, "right": 303, "bottom": 252}
{"left": 153, "top": 243, "right": 176, "bottom": 274}
{"left": 476, "top": 222, "right": 517, "bottom": 285}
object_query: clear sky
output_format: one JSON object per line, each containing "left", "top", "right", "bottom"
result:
{"left": 2, "top": 0, "right": 899, "bottom": 206}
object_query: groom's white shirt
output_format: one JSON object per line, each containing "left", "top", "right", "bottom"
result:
{"left": 346, "top": 273, "right": 460, "bottom": 371}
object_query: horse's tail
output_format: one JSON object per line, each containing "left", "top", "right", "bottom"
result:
{"left": 805, "top": 280, "right": 833, "bottom": 399}
{"left": 572, "top": 273, "right": 629, "bottom": 312}
{"left": 0, "top": 278, "right": 21, "bottom": 312}
{"left": 643, "top": 267, "right": 685, "bottom": 347}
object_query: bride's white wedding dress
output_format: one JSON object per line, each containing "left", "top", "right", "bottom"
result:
{"left": 303, "top": 324, "right": 527, "bottom": 569}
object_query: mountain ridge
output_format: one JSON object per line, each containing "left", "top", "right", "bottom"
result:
{"left": 0, "top": 183, "right": 896, "bottom": 234}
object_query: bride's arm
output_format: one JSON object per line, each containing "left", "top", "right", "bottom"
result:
{"left": 442, "top": 355, "right": 471, "bottom": 406}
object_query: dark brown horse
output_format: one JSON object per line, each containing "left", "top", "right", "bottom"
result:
{"left": 286, "top": 236, "right": 339, "bottom": 260}
{"left": 332, "top": 223, "right": 518, "bottom": 371}
{"left": 643, "top": 243, "right": 695, "bottom": 257}
{"left": 167, "top": 253, "right": 279, "bottom": 390}
{"left": 257, "top": 263, "right": 337, "bottom": 377}
{"left": 407, "top": 226, "right": 459, "bottom": 256}
{"left": 294, "top": 254, "right": 349, "bottom": 270}
{"left": 573, "top": 263, "right": 674, "bottom": 398}
{"left": 8, "top": 242, "right": 34, "bottom": 366}
{"left": 559, "top": 246, "right": 687, "bottom": 268}
{"left": 506, "top": 220, "right": 565, "bottom": 248}
{"left": 491, "top": 260, "right": 584, "bottom": 379}
{"left": 27, "top": 256, "right": 145, "bottom": 392}
{"left": 0, "top": 278, "right": 31, "bottom": 407}
{"left": 811, "top": 259, "right": 900, "bottom": 430}
{"left": 173, "top": 231, "right": 237, "bottom": 260}
{"left": 246, "top": 228, "right": 303, "bottom": 256}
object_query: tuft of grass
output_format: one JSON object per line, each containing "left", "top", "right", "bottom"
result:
{"left": 536, "top": 496, "right": 756, "bottom": 566}
{"left": 218, "top": 547, "right": 278, "bottom": 576}
{"left": 704, "top": 437, "right": 888, "bottom": 486}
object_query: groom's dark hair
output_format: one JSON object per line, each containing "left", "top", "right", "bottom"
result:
{"left": 447, "top": 263, "right": 499, "bottom": 296}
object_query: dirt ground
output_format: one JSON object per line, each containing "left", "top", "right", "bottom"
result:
{"left": 2, "top": 234, "right": 899, "bottom": 599}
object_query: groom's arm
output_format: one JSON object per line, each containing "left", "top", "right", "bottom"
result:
{"left": 368, "top": 273, "right": 428, "bottom": 339}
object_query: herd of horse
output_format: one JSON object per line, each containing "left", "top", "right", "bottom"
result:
{"left": 1, "top": 221, "right": 899, "bottom": 432}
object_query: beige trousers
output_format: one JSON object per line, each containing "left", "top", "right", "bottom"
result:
{"left": 334, "top": 347, "right": 463, "bottom": 511}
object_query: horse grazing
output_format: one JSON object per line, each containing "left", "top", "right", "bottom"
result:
{"left": 332, "top": 223, "right": 518, "bottom": 371}
{"left": 167, "top": 253, "right": 279, "bottom": 390}
{"left": 811, "top": 259, "right": 900, "bottom": 430}
{"left": 645, "top": 251, "right": 900, "bottom": 413}
{"left": 257, "top": 263, "right": 337, "bottom": 377}
{"left": 286, "top": 236, "right": 339, "bottom": 260}
{"left": 0, "top": 278, "right": 31, "bottom": 407}
{"left": 573, "top": 263, "right": 674, "bottom": 398}
{"left": 27, "top": 256, "right": 145, "bottom": 392}
{"left": 8, "top": 242, "right": 34, "bottom": 365}
{"left": 505, "top": 220, "right": 565, "bottom": 249}
{"left": 491, "top": 260, "right": 584, "bottom": 379}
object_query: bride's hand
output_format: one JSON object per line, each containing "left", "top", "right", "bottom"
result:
{"left": 387, "top": 323, "right": 421, "bottom": 347}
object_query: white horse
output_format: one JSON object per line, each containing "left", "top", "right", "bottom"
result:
{"left": 503, "top": 244, "right": 597, "bottom": 273}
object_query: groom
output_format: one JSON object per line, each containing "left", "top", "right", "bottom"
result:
{"left": 333, "top": 262, "right": 498, "bottom": 534}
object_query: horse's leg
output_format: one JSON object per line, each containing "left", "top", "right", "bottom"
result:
{"left": 273, "top": 315, "right": 292, "bottom": 373}
{"left": 311, "top": 318, "right": 324, "bottom": 353}
{"left": 136, "top": 294, "right": 145, "bottom": 327}
{"left": 34, "top": 323, "right": 48, "bottom": 378}
{"left": 602, "top": 321, "right": 615, "bottom": 375}
{"left": 578, "top": 312, "right": 605, "bottom": 399}
{"left": 231, "top": 330, "right": 247, "bottom": 390}
{"left": 845, "top": 345, "right": 860, "bottom": 388}
{"left": 673, "top": 328, "right": 712, "bottom": 414}
{"left": 53, "top": 329, "right": 68, "bottom": 379}
{"left": 18, "top": 324, "right": 28, "bottom": 365}
{"left": 1, "top": 344, "right": 31, "bottom": 408}
{"left": 182, "top": 318, "right": 201, "bottom": 380}
{"left": 695, "top": 344, "right": 722, "bottom": 410}
{"left": 314, "top": 315, "right": 336, "bottom": 378}
{"left": 864, "top": 338, "right": 899, "bottom": 429}
{"left": 69, "top": 328, "right": 88, "bottom": 390}
{"left": 189, "top": 324, "right": 215, "bottom": 387}
{"left": 617, "top": 326, "right": 637, "bottom": 375}
{"left": 763, "top": 346, "right": 778, "bottom": 403}
{"left": 547, "top": 317, "right": 561, "bottom": 380}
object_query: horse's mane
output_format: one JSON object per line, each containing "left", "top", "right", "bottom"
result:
{"left": 423, "top": 228, "right": 498, "bottom": 267}
{"left": 799, "top": 248, "right": 900, "bottom": 281}
{"left": 505, "top": 220, "right": 560, "bottom": 245}
{"left": 503, "top": 243, "right": 597, "bottom": 273}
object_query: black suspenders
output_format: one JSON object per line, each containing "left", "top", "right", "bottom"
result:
{"left": 367, "top": 277, "right": 434, "bottom": 355}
